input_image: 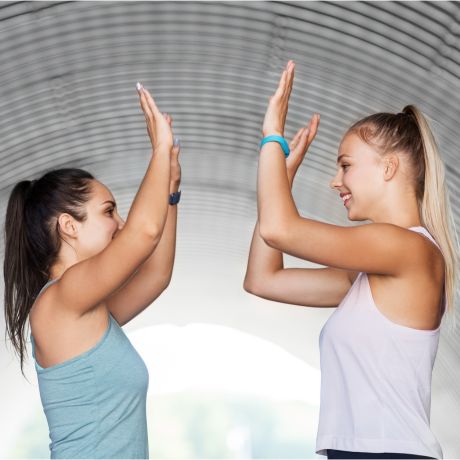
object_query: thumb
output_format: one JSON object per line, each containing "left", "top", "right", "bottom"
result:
{"left": 291, "top": 127, "right": 309, "bottom": 156}
{"left": 171, "top": 137, "right": 181, "bottom": 156}
{"left": 298, "top": 127, "right": 311, "bottom": 151}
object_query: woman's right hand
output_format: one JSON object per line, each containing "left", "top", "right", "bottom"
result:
{"left": 137, "top": 82, "right": 174, "bottom": 152}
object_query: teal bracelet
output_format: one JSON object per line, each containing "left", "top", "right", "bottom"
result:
{"left": 259, "top": 135, "right": 290, "bottom": 157}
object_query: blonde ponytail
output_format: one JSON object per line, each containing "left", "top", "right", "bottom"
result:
{"left": 403, "top": 105, "right": 459, "bottom": 313}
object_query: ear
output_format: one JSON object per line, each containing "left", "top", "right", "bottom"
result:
{"left": 57, "top": 213, "right": 79, "bottom": 239}
{"left": 383, "top": 154, "right": 399, "bottom": 181}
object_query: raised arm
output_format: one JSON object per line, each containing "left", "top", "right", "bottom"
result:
{"left": 106, "top": 129, "right": 182, "bottom": 325}
{"left": 257, "top": 61, "right": 429, "bottom": 276}
{"left": 46, "top": 85, "right": 174, "bottom": 316}
{"left": 244, "top": 221, "right": 354, "bottom": 307}
{"left": 244, "top": 113, "right": 355, "bottom": 307}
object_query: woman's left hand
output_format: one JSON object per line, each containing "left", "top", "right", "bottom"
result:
{"left": 286, "top": 113, "right": 320, "bottom": 185}
{"left": 262, "top": 60, "right": 295, "bottom": 137}
{"left": 163, "top": 113, "right": 181, "bottom": 188}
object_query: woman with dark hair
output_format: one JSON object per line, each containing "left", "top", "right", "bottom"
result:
{"left": 4, "top": 83, "right": 181, "bottom": 458}
{"left": 244, "top": 61, "right": 457, "bottom": 459}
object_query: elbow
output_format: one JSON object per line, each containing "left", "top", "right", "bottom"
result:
{"left": 161, "top": 272, "right": 173, "bottom": 290}
{"left": 132, "top": 217, "right": 166, "bottom": 245}
{"left": 258, "top": 222, "right": 285, "bottom": 250}
{"left": 243, "top": 276, "right": 253, "bottom": 294}
{"left": 145, "top": 224, "right": 164, "bottom": 246}
{"left": 130, "top": 223, "right": 163, "bottom": 250}
{"left": 124, "top": 217, "right": 164, "bottom": 243}
{"left": 243, "top": 275, "right": 262, "bottom": 297}
{"left": 153, "top": 270, "right": 173, "bottom": 293}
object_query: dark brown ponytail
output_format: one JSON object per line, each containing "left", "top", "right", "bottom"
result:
{"left": 4, "top": 168, "right": 94, "bottom": 373}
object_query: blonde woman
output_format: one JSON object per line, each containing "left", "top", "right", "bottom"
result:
{"left": 244, "top": 61, "right": 457, "bottom": 459}
{"left": 4, "top": 84, "right": 180, "bottom": 458}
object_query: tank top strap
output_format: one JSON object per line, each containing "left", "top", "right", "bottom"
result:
{"left": 36, "top": 278, "right": 60, "bottom": 299}
{"left": 30, "top": 278, "right": 60, "bottom": 359}
{"left": 408, "top": 226, "right": 440, "bottom": 249}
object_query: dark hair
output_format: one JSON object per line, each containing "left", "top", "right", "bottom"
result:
{"left": 4, "top": 168, "right": 95, "bottom": 372}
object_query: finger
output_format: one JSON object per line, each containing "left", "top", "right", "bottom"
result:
{"left": 273, "top": 69, "right": 287, "bottom": 99}
{"left": 171, "top": 137, "right": 181, "bottom": 158}
{"left": 297, "top": 127, "right": 311, "bottom": 152}
{"left": 289, "top": 126, "right": 305, "bottom": 149}
{"left": 282, "top": 62, "right": 290, "bottom": 95}
{"left": 285, "top": 61, "right": 295, "bottom": 100}
{"left": 138, "top": 87, "right": 154, "bottom": 122}
{"left": 163, "top": 112, "right": 172, "bottom": 126}
{"left": 307, "top": 113, "right": 320, "bottom": 145}
{"left": 171, "top": 146, "right": 180, "bottom": 159}
{"left": 142, "top": 86, "right": 163, "bottom": 118}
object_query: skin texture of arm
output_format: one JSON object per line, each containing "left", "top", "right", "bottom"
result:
{"left": 45, "top": 86, "right": 174, "bottom": 318}
{"left": 106, "top": 179, "right": 180, "bottom": 325}
{"left": 248, "top": 61, "right": 442, "bottom": 319}
{"left": 257, "top": 61, "right": 429, "bottom": 278}
{"left": 244, "top": 221, "right": 356, "bottom": 307}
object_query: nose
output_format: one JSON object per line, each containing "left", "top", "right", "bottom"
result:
{"left": 330, "top": 168, "right": 343, "bottom": 190}
{"left": 112, "top": 212, "right": 125, "bottom": 239}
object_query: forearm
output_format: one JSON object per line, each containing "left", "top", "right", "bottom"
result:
{"left": 257, "top": 143, "right": 299, "bottom": 240}
{"left": 125, "top": 148, "right": 171, "bottom": 239}
{"left": 244, "top": 221, "right": 283, "bottom": 288}
{"left": 138, "top": 180, "right": 179, "bottom": 282}
{"left": 246, "top": 166, "right": 299, "bottom": 289}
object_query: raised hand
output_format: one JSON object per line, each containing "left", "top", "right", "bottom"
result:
{"left": 162, "top": 113, "right": 181, "bottom": 187}
{"left": 137, "top": 82, "right": 174, "bottom": 152}
{"left": 262, "top": 60, "right": 295, "bottom": 137}
{"left": 286, "top": 113, "right": 320, "bottom": 185}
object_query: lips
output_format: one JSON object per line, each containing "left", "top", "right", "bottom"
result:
{"left": 340, "top": 193, "right": 352, "bottom": 207}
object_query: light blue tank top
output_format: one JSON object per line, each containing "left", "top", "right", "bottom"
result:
{"left": 30, "top": 279, "right": 149, "bottom": 459}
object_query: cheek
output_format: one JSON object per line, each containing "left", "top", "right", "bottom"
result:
{"left": 89, "top": 219, "right": 116, "bottom": 242}
{"left": 106, "top": 219, "right": 119, "bottom": 239}
{"left": 346, "top": 166, "right": 378, "bottom": 190}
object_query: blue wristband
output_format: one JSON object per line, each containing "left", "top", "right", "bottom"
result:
{"left": 259, "top": 135, "right": 290, "bottom": 157}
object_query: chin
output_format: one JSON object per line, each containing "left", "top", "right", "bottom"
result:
{"left": 347, "top": 208, "right": 367, "bottom": 222}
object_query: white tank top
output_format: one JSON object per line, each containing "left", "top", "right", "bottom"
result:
{"left": 316, "top": 226, "right": 444, "bottom": 458}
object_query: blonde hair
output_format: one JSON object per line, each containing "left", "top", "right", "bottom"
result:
{"left": 347, "top": 105, "right": 459, "bottom": 314}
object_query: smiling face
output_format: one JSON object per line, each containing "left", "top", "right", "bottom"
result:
{"left": 330, "top": 132, "right": 387, "bottom": 221}
{"left": 75, "top": 180, "right": 125, "bottom": 260}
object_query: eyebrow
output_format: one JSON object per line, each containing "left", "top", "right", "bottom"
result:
{"left": 101, "top": 200, "right": 117, "bottom": 207}
{"left": 337, "top": 154, "right": 351, "bottom": 164}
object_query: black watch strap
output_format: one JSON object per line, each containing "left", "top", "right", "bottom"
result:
{"left": 169, "top": 190, "right": 181, "bottom": 205}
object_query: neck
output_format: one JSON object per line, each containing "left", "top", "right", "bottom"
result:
{"left": 369, "top": 188, "right": 422, "bottom": 229}
{"left": 49, "top": 256, "right": 79, "bottom": 281}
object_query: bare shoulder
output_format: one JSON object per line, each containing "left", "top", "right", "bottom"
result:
{"left": 29, "top": 284, "right": 110, "bottom": 368}
{"left": 411, "top": 229, "right": 445, "bottom": 271}
{"left": 367, "top": 229, "right": 445, "bottom": 330}
{"left": 29, "top": 279, "right": 101, "bottom": 336}
{"left": 29, "top": 282, "right": 63, "bottom": 327}
{"left": 373, "top": 223, "right": 444, "bottom": 271}
{"left": 29, "top": 282, "right": 76, "bottom": 344}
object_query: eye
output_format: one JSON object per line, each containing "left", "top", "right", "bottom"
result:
{"left": 106, "top": 208, "right": 115, "bottom": 216}
{"left": 341, "top": 164, "right": 350, "bottom": 171}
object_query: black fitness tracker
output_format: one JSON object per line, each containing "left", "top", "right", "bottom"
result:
{"left": 169, "top": 190, "right": 181, "bottom": 205}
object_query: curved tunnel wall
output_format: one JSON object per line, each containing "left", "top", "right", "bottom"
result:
{"left": 1, "top": 1, "right": 459, "bottom": 456}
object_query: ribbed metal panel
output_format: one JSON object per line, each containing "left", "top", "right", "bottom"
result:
{"left": 0, "top": 1, "right": 459, "bottom": 456}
